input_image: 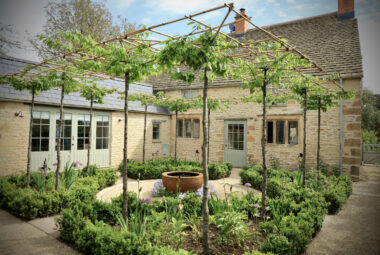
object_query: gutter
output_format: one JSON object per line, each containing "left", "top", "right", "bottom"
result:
{"left": 339, "top": 78, "right": 343, "bottom": 174}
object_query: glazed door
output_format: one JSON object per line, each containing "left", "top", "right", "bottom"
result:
{"left": 224, "top": 121, "right": 247, "bottom": 167}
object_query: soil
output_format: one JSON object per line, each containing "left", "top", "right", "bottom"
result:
{"left": 180, "top": 220, "right": 264, "bottom": 255}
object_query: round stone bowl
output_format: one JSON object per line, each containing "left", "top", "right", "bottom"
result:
{"left": 162, "top": 171, "right": 203, "bottom": 192}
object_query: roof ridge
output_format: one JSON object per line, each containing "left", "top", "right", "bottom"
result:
{"left": 0, "top": 55, "right": 39, "bottom": 65}
{"left": 246, "top": 12, "right": 340, "bottom": 34}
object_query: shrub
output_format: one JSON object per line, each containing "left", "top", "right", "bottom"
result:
{"left": 181, "top": 192, "right": 202, "bottom": 216}
{"left": 239, "top": 169, "right": 263, "bottom": 190}
{"left": 266, "top": 179, "right": 282, "bottom": 199}
{"left": 0, "top": 169, "right": 117, "bottom": 220}
{"left": 269, "top": 155, "right": 280, "bottom": 169}
{"left": 323, "top": 175, "right": 352, "bottom": 214}
{"left": 261, "top": 234, "right": 290, "bottom": 254}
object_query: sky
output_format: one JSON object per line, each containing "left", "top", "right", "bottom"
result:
{"left": 0, "top": 0, "right": 379, "bottom": 93}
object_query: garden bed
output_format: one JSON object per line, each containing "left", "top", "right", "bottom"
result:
{"left": 0, "top": 167, "right": 118, "bottom": 220}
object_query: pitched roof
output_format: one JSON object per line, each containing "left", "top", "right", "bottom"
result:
{"left": 0, "top": 55, "right": 170, "bottom": 115}
{"left": 146, "top": 12, "right": 362, "bottom": 90}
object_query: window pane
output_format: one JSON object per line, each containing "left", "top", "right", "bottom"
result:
{"left": 267, "top": 121, "right": 273, "bottom": 143}
{"left": 32, "top": 124, "right": 40, "bottom": 138}
{"left": 78, "top": 139, "right": 84, "bottom": 150}
{"left": 276, "top": 121, "right": 285, "bottom": 144}
{"left": 85, "top": 126, "right": 90, "bottom": 137}
{"left": 103, "top": 127, "right": 109, "bottom": 138}
{"left": 41, "top": 112, "right": 49, "bottom": 120}
{"left": 103, "top": 138, "right": 108, "bottom": 149}
{"left": 288, "top": 121, "right": 298, "bottom": 144}
{"left": 64, "top": 126, "right": 71, "bottom": 138}
{"left": 33, "top": 111, "right": 41, "bottom": 119}
{"left": 63, "top": 139, "right": 71, "bottom": 150}
{"left": 185, "top": 119, "right": 191, "bottom": 138}
{"left": 41, "top": 118, "right": 50, "bottom": 125}
{"left": 193, "top": 119, "right": 200, "bottom": 138}
{"left": 41, "top": 139, "right": 49, "bottom": 151}
{"left": 32, "top": 139, "right": 39, "bottom": 151}
{"left": 84, "top": 138, "right": 89, "bottom": 149}
{"left": 78, "top": 126, "right": 84, "bottom": 138}
{"left": 96, "top": 138, "right": 102, "bottom": 149}
{"left": 96, "top": 126, "right": 102, "bottom": 137}
{"left": 41, "top": 125, "right": 49, "bottom": 138}
{"left": 177, "top": 119, "right": 183, "bottom": 137}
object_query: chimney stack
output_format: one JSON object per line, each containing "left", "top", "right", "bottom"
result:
{"left": 338, "top": 0, "right": 355, "bottom": 21}
{"left": 234, "top": 8, "right": 250, "bottom": 37}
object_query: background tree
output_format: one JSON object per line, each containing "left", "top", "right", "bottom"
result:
{"left": 362, "top": 88, "right": 380, "bottom": 134}
{"left": 159, "top": 29, "right": 236, "bottom": 254}
{"left": 31, "top": 0, "right": 136, "bottom": 58}
{"left": 0, "top": 75, "right": 52, "bottom": 186}
{"left": 79, "top": 83, "right": 114, "bottom": 174}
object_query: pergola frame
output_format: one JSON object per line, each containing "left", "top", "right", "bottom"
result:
{"left": 4, "top": 2, "right": 344, "bottom": 92}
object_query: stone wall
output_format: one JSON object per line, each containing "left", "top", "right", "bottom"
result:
{"left": 163, "top": 78, "right": 362, "bottom": 176}
{"left": 110, "top": 112, "right": 171, "bottom": 168}
{"left": 0, "top": 101, "right": 30, "bottom": 176}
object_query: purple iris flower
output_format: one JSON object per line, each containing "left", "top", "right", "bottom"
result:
{"left": 139, "top": 198, "right": 153, "bottom": 204}
{"left": 195, "top": 150, "right": 200, "bottom": 154}
{"left": 299, "top": 153, "right": 303, "bottom": 158}
{"left": 253, "top": 204, "right": 259, "bottom": 208}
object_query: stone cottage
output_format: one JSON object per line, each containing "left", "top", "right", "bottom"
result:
{"left": 147, "top": 0, "right": 362, "bottom": 177}
{"left": 0, "top": 0, "right": 362, "bottom": 178}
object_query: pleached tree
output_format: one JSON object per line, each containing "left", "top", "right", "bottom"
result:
{"left": 158, "top": 29, "right": 237, "bottom": 254}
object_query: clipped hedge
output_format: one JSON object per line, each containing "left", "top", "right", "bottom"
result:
{"left": 239, "top": 166, "right": 352, "bottom": 254}
{"left": 0, "top": 168, "right": 117, "bottom": 220}
{"left": 119, "top": 158, "right": 232, "bottom": 180}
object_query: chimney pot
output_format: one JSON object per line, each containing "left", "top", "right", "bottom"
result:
{"left": 338, "top": 0, "right": 355, "bottom": 21}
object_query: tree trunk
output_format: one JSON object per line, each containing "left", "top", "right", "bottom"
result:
{"left": 142, "top": 104, "right": 147, "bottom": 163}
{"left": 26, "top": 89, "right": 35, "bottom": 187}
{"left": 56, "top": 83, "right": 65, "bottom": 190}
{"left": 122, "top": 71, "right": 130, "bottom": 221}
{"left": 317, "top": 97, "right": 321, "bottom": 178}
{"left": 207, "top": 108, "right": 210, "bottom": 165}
{"left": 202, "top": 67, "right": 210, "bottom": 255}
{"left": 86, "top": 96, "right": 93, "bottom": 175}
{"left": 302, "top": 89, "right": 307, "bottom": 188}
{"left": 261, "top": 68, "right": 268, "bottom": 219}
{"left": 174, "top": 110, "right": 178, "bottom": 161}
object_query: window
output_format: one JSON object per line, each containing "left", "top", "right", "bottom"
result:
{"left": 227, "top": 123, "right": 244, "bottom": 150}
{"left": 288, "top": 121, "right": 298, "bottom": 144}
{"left": 152, "top": 123, "right": 160, "bottom": 142}
{"left": 96, "top": 116, "right": 109, "bottom": 149}
{"left": 32, "top": 111, "right": 50, "bottom": 151}
{"left": 276, "top": 121, "right": 285, "bottom": 144}
{"left": 267, "top": 121, "right": 274, "bottom": 143}
{"left": 77, "top": 114, "right": 90, "bottom": 150}
{"left": 182, "top": 90, "right": 198, "bottom": 99}
{"left": 185, "top": 119, "right": 192, "bottom": 138}
{"left": 267, "top": 120, "right": 298, "bottom": 145}
{"left": 56, "top": 113, "right": 72, "bottom": 151}
{"left": 177, "top": 118, "right": 200, "bottom": 139}
{"left": 177, "top": 119, "right": 183, "bottom": 137}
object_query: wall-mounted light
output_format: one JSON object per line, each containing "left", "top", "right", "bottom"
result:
{"left": 14, "top": 111, "right": 24, "bottom": 118}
